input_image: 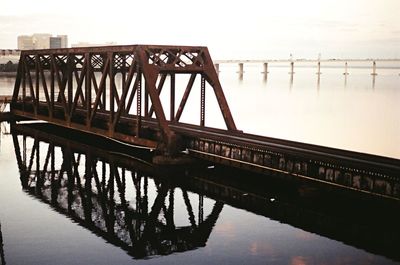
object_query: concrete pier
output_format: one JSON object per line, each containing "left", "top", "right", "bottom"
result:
{"left": 289, "top": 61, "right": 295, "bottom": 74}
{"left": 371, "top": 61, "right": 378, "bottom": 76}
{"left": 237, "top": 63, "right": 244, "bottom": 74}
{"left": 343, "top": 62, "right": 349, "bottom": 75}
{"left": 262, "top": 62, "right": 269, "bottom": 74}
{"left": 316, "top": 61, "right": 322, "bottom": 75}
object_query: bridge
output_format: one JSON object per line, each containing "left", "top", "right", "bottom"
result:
{"left": 213, "top": 58, "right": 400, "bottom": 75}
{"left": 9, "top": 45, "right": 400, "bottom": 201}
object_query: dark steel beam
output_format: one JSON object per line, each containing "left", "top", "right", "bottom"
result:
{"left": 175, "top": 73, "right": 196, "bottom": 122}
{"left": 12, "top": 44, "right": 239, "bottom": 155}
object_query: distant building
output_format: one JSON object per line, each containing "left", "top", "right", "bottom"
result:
{"left": 50, "top": 37, "right": 62, "bottom": 49}
{"left": 32, "top": 33, "right": 52, "bottom": 49}
{"left": 17, "top": 34, "right": 68, "bottom": 50}
{"left": 17, "top": 35, "right": 34, "bottom": 50}
{"left": 58, "top": 35, "right": 68, "bottom": 48}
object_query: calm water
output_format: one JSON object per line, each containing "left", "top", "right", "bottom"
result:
{"left": 0, "top": 63, "right": 400, "bottom": 264}
{"left": 2, "top": 63, "right": 400, "bottom": 158}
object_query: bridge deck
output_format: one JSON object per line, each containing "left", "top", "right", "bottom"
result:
{"left": 11, "top": 100, "right": 400, "bottom": 201}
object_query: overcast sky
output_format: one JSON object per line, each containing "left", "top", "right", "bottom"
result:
{"left": 1, "top": 0, "right": 399, "bottom": 59}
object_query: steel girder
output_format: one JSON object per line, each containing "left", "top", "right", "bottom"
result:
{"left": 11, "top": 45, "right": 237, "bottom": 154}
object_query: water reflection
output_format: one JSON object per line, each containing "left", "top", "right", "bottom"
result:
{"left": 289, "top": 73, "right": 294, "bottom": 90}
{"left": 238, "top": 72, "right": 243, "bottom": 82}
{"left": 262, "top": 72, "right": 268, "bottom": 84}
{"left": 0, "top": 222, "right": 5, "bottom": 265}
{"left": 9, "top": 123, "right": 400, "bottom": 263}
{"left": 372, "top": 75, "right": 376, "bottom": 89}
{"left": 12, "top": 124, "right": 223, "bottom": 259}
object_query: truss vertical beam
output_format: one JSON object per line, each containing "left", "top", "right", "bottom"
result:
{"left": 50, "top": 57, "right": 55, "bottom": 119}
{"left": 109, "top": 52, "right": 115, "bottom": 135}
{"left": 35, "top": 55, "right": 40, "bottom": 115}
{"left": 136, "top": 67, "right": 142, "bottom": 137}
{"left": 85, "top": 53, "right": 92, "bottom": 127}
{"left": 200, "top": 75, "right": 206, "bottom": 127}
{"left": 67, "top": 55, "right": 73, "bottom": 124}
{"left": 170, "top": 74, "right": 175, "bottom": 121}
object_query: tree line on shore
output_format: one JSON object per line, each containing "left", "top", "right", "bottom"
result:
{"left": 0, "top": 61, "right": 18, "bottom": 72}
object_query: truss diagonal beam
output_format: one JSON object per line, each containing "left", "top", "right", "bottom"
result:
{"left": 11, "top": 45, "right": 238, "bottom": 155}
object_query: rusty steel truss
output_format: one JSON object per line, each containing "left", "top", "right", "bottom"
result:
{"left": 11, "top": 45, "right": 237, "bottom": 154}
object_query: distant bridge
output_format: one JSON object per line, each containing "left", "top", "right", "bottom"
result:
{"left": 9, "top": 45, "right": 400, "bottom": 201}
{"left": 215, "top": 58, "right": 400, "bottom": 63}
{"left": 214, "top": 58, "right": 400, "bottom": 75}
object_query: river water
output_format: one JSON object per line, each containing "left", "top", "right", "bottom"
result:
{"left": 0, "top": 63, "right": 399, "bottom": 264}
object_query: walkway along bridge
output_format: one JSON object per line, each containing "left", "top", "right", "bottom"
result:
{"left": 9, "top": 45, "right": 400, "bottom": 201}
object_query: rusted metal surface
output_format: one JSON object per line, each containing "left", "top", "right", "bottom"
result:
{"left": 167, "top": 122, "right": 400, "bottom": 201}
{"left": 11, "top": 45, "right": 238, "bottom": 154}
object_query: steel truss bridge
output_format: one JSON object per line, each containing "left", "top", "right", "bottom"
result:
{"left": 9, "top": 45, "right": 400, "bottom": 202}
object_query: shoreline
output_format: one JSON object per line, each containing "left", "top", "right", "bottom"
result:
{"left": 0, "top": 72, "right": 16, "bottom": 77}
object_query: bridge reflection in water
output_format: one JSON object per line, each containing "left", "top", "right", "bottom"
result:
{"left": 10, "top": 123, "right": 400, "bottom": 261}
{"left": 0, "top": 222, "right": 5, "bottom": 265}
{"left": 12, "top": 123, "right": 223, "bottom": 259}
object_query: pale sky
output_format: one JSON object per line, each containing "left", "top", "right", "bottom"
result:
{"left": 1, "top": 0, "right": 399, "bottom": 59}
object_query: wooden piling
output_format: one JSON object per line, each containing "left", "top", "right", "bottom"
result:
{"left": 237, "top": 63, "right": 244, "bottom": 74}
{"left": 262, "top": 62, "right": 269, "bottom": 74}
{"left": 343, "top": 62, "right": 349, "bottom": 75}
{"left": 289, "top": 62, "right": 295, "bottom": 74}
{"left": 371, "top": 61, "right": 378, "bottom": 76}
{"left": 316, "top": 61, "right": 322, "bottom": 75}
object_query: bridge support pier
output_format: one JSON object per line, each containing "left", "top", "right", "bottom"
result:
{"left": 237, "top": 63, "right": 244, "bottom": 74}
{"left": 371, "top": 61, "right": 378, "bottom": 76}
{"left": 343, "top": 62, "right": 349, "bottom": 75}
{"left": 316, "top": 61, "right": 322, "bottom": 75}
{"left": 262, "top": 63, "right": 269, "bottom": 74}
{"left": 289, "top": 62, "right": 295, "bottom": 74}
